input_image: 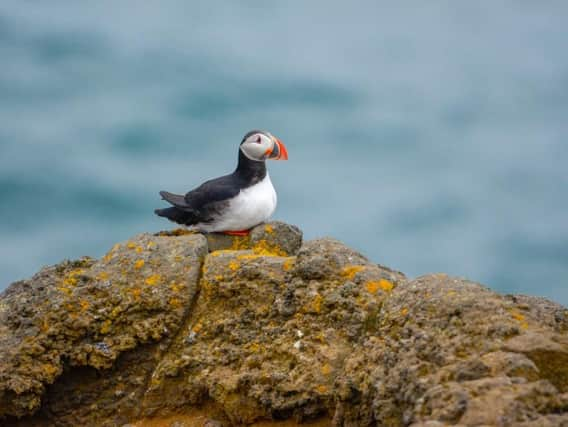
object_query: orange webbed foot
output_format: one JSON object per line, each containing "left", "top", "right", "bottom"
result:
{"left": 223, "top": 229, "right": 251, "bottom": 236}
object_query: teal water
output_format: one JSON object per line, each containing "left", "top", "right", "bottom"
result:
{"left": 1, "top": 2, "right": 567, "bottom": 305}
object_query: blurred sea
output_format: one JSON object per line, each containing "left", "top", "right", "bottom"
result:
{"left": 0, "top": 1, "right": 567, "bottom": 304}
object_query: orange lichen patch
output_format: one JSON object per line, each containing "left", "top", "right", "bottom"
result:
{"left": 256, "top": 305, "right": 271, "bottom": 316}
{"left": 169, "top": 298, "right": 182, "bottom": 308}
{"left": 315, "top": 385, "right": 328, "bottom": 394}
{"left": 305, "top": 294, "right": 323, "bottom": 314}
{"left": 511, "top": 310, "right": 525, "bottom": 321}
{"left": 283, "top": 258, "right": 295, "bottom": 272}
{"left": 246, "top": 342, "right": 262, "bottom": 353}
{"left": 130, "top": 288, "right": 142, "bottom": 299}
{"left": 510, "top": 309, "right": 529, "bottom": 330}
{"left": 365, "top": 281, "right": 380, "bottom": 294}
{"left": 110, "top": 306, "right": 122, "bottom": 319}
{"left": 314, "top": 332, "right": 327, "bottom": 343}
{"left": 79, "top": 300, "right": 90, "bottom": 311}
{"left": 379, "top": 279, "right": 394, "bottom": 291}
{"left": 237, "top": 253, "right": 263, "bottom": 260}
{"left": 42, "top": 363, "right": 59, "bottom": 377}
{"left": 155, "top": 228, "right": 194, "bottom": 236}
{"left": 146, "top": 241, "right": 157, "bottom": 249}
{"left": 126, "top": 242, "right": 143, "bottom": 253}
{"left": 100, "top": 320, "right": 112, "bottom": 334}
{"left": 63, "top": 269, "right": 86, "bottom": 286}
{"left": 401, "top": 307, "right": 409, "bottom": 316}
{"left": 229, "top": 260, "right": 240, "bottom": 271}
{"left": 229, "top": 236, "right": 251, "bottom": 250}
{"left": 145, "top": 274, "right": 162, "bottom": 286}
{"left": 252, "top": 239, "right": 288, "bottom": 257}
{"left": 134, "top": 259, "right": 145, "bottom": 269}
{"left": 96, "top": 271, "right": 109, "bottom": 281}
{"left": 321, "top": 363, "right": 332, "bottom": 375}
{"left": 57, "top": 286, "right": 72, "bottom": 296}
{"left": 214, "top": 274, "right": 224, "bottom": 282}
{"left": 169, "top": 282, "right": 182, "bottom": 293}
{"left": 102, "top": 244, "right": 120, "bottom": 262}
{"left": 341, "top": 265, "right": 366, "bottom": 280}
{"left": 210, "top": 250, "right": 232, "bottom": 257}
{"left": 366, "top": 279, "right": 394, "bottom": 294}
{"left": 192, "top": 322, "right": 203, "bottom": 333}
{"left": 264, "top": 224, "right": 274, "bottom": 234}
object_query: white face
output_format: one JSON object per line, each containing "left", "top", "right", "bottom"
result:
{"left": 240, "top": 132, "right": 274, "bottom": 161}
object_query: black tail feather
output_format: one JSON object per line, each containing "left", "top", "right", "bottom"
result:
{"left": 159, "top": 191, "right": 190, "bottom": 208}
{"left": 154, "top": 207, "right": 195, "bottom": 226}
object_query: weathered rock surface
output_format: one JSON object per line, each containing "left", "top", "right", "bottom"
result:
{"left": 1, "top": 222, "right": 567, "bottom": 426}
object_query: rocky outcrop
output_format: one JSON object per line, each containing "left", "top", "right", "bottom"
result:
{"left": 1, "top": 222, "right": 567, "bottom": 426}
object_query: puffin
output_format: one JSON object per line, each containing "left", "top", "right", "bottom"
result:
{"left": 154, "top": 130, "right": 288, "bottom": 235}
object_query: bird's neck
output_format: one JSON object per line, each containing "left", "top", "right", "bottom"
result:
{"left": 236, "top": 150, "right": 267, "bottom": 184}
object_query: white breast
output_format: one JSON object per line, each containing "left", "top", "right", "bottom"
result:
{"left": 199, "top": 173, "right": 277, "bottom": 232}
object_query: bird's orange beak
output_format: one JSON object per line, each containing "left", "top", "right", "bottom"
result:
{"left": 267, "top": 136, "right": 288, "bottom": 160}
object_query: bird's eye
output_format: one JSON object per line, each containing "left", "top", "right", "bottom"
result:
{"left": 255, "top": 136, "right": 262, "bottom": 143}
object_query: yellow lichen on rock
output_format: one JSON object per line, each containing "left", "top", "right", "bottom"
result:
{"left": 341, "top": 265, "right": 366, "bottom": 280}
{"left": 305, "top": 293, "right": 323, "bottom": 314}
{"left": 247, "top": 342, "right": 262, "bottom": 353}
{"left": 169, "top": 298, "right": 182, "bottom": 308}
{"left": 63, "top": 268, "right": 85, "bottom": 286}
{"left": 365, "top": 279, "right": 394, "bottom": 294}
{"left": 110, "top": 306, "right": 122, "bottom": 319}
{"left": 9, "top": 225, "right": 568, "bottom": 427}
{"left": 145, "top": 274, "right": 162, "bottom": 286}
{"left": 210, "top": 250, "right": 232, "bottom": 257}
{"left": 252, "top": 239, "right": 288, "bottom": 257}
{"left": 130, "top": 288, "right": 142, "bottom": 300}
{"left": 229, "top": 236, "right": 251, "bottom": 250}
{"left": 237, "top": 253, "right": 263, "bottom": 260}
{"left": 283, "top": 258, "right": 295, "bottom": 271}
{"left": 134, "top": 259, "right": 145, "bottom": 269}
{"left": 42, "top": 363, "right": 59, "bottom": 377}
{"left": 56, "top": 285, "right": 72, "bottom": 296}
{"left": 169, "top": 282, "right": 182, "bottom": 293}
{"left": 100, "top": 320, "right": 112, "bottom": 334}
{"left": 510, "top": 308, "right": 529, "bottom": 330}
{"left": 96, "top": 271, "right": 109, "bottom": 281}
{"left": 365, "top": 281, "right": 380, "bottom": 294}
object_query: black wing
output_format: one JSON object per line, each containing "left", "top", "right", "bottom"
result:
{"left": 157, "top": 172, "right": 243, "bottom": 224}
{"left": 183, "top": 173, "right": 242, "bottom": 211}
